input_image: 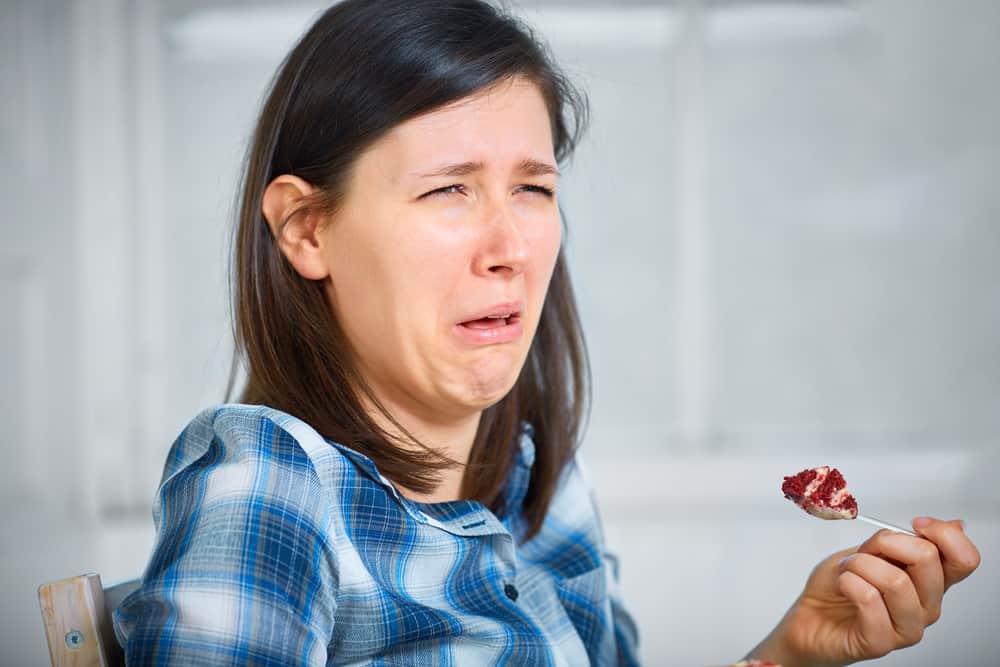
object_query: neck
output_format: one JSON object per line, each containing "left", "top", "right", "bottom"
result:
{"left": 361, "top": 392, "right": 482, "bottom": 504}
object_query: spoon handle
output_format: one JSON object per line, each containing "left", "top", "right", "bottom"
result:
{"left": 857, "top": 513, "right": 918, "bottom": 537}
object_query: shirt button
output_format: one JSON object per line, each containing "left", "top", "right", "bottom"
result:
{"left": 503, "top": 583, "right": 519, "bottom": 602}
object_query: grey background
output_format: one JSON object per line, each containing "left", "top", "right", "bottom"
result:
{"left": 2, "top": 0, "right": 998, "bottom": 665}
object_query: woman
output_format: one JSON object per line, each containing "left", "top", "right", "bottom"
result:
{"left": 114, "top": 1, "right": 980, "bottom": 665}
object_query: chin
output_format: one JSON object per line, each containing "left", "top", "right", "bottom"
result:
{"left": 450, "top": 367, "right": 520, "bottom": 409}
{"left": 463, "top": 378, "right": 517, "bottom": 409}
{"left": 440, "top": 346, "right": 526, "bottom": 408}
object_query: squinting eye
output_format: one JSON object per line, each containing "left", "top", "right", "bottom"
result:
{"left": 424, "top": 184, "right": 466, "bottom": 198}
{"left": 421, "top": 184, "right": 556, "bottom": 199}
{"left": 518, "top": 184, "right": 555, "bottom": 198}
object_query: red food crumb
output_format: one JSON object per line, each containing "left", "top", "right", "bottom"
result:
{"left": 814, "top": 468, "right": 856, "bottom": 512}
{"left": 781, "top": 468, "right": 818, "bottom": 499}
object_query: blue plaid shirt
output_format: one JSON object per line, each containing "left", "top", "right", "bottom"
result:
{"left": 113, "top": 404, "right": 640, "bottom": 665}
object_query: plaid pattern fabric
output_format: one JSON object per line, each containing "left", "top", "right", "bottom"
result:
{"left": 113, "top": 404, "right": 641, "bottom": 666}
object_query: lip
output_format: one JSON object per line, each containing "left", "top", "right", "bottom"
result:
{"left": 454, "top": 316, "right": 524, "bottom": 345}
{"left": 454, "top": 300, "right": 525, "bottom": 346}
{"left": 457, "top": 300, "right": 524, "bottom": 324}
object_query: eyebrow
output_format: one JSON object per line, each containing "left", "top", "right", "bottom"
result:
{"left": 412, "top": 158, "right": 560, "bottom": 179}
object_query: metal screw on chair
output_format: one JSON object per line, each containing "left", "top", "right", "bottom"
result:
{"left": 65, "top": 630, "right": 85, "bottom": 649}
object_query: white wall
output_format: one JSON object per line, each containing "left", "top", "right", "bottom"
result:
{"left": 1, "top": 1, "right": 998, "bottom": 665}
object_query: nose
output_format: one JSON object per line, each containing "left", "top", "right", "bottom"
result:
{"left": 473, "top": 201, "right": 529, "bottom": 278}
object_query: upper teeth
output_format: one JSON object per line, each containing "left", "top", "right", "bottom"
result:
{"left": 488, "top": 314, "right": 511, "bottom": 319}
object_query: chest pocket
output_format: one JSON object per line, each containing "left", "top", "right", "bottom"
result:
{"left": 555, "top": 564, "right": 616, "bottom": 666}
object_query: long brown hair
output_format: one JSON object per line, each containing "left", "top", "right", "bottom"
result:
{"left": 227, "top": 0, "right": 591, "bottom": 540}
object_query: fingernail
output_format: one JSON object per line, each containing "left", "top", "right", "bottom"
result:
{"left": 838, "top": 554, "right": 856, "bottom": 570}
{"left": 913, "top": 516, "right": 933, "bottom": 529}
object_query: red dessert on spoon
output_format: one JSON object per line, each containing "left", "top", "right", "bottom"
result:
{"left": 782, "top": 465, "right": 858, "bottom": 520}
{"left": 781, "top": 465, "right": 916, "bottom": 536}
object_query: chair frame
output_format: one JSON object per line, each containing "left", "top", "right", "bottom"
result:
{"left": 38, "top": 573, "right": 128, "bottom": 667}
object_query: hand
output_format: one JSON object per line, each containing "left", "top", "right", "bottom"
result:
{"left": 747, "top": 517, "right": 980, "bottom": 667}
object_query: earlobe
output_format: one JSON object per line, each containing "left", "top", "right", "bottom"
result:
{"left": 261, "top": 174, "right": 330, "bottom": 281}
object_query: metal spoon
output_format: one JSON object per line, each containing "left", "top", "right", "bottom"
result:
{"left": 856, "top": 513, "right": 918, "bottom": 537}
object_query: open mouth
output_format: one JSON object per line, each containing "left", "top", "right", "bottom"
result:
{"left": 459, "top": 313, "right": 521, "bottom": 329}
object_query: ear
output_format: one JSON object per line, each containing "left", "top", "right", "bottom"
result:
{"left": 261, "top": 174, "right": 330, "bottom": 281}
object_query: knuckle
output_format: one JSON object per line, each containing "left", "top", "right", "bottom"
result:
{"left": 874, "top": 529, "right": 893, "bottom": 543}
{"left": 888, "top": 571, "right": 911, "bottom": 594}
{"left": 926, "top": 605, "right": 942, "bottom": 625}
{"left": 858, "top": 586, "right": 882, "bottom": 606}
{"left": 916, "top": 542, "right": 939, "bottom": 563}
{"left": 861, "top": 531, "right": 889, "bottom": 551}
{"left": 953, "top": 550, "right": 981, "bottom": 573}
{"left": 902, "top": 626, "right": 925, "bottom": 647}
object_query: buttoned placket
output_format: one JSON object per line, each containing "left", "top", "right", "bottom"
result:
{"left": 324, "top": 428, "right": 535, "bottom": 602}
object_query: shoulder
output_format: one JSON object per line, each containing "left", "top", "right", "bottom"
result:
{"left": 157, "top": 403, "right": 354, "bottom": 516}
{"left": 517, "top": 449, "right": 607, "bottom": 572}
{"left": 547, "top": 449, "right": 601, "bottom": 525}
{"left": 118, "top": 406, "right": 342, "bottom": 664}
{"left": 170, "top": 403, "right": 346, "bottom": 468}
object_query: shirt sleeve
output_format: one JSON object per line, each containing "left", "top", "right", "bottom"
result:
{"left": 113, "top": 411, "right": 339, "bottom": 666}
{"left": 574, "top": 453, "right": 642, "bottom": 666}
{"left": 603, "top": 546, "right": 642, "bottom": 666}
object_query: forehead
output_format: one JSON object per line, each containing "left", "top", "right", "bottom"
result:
{"left": 365, "top": 79, "right": 555, "bottom": 179}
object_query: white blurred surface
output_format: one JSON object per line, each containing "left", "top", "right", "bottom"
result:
{"left": 2, "top": 0, "right": 998, "bottom": 665}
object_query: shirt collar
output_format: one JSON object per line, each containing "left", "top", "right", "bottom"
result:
{"left": 323, "top": 422, "right": 536, "bottom": 536}
{"left": 500, "top": 422, "right": 534, "bottom": 521}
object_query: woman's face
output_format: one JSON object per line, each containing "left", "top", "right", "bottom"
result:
{"left": 322, "top": 78, "right": 562, "bottom": 423}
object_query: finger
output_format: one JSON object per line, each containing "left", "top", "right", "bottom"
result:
{"left": 912, "top": 517, "right": 982, "bottom": 589}
{"left": 856, "top": 529, "right": 945, "bottom": 625}
{"left": 838, "top": 569, "right": 894, "bottom": 658}
{"left": 839, "top": 553, "right": 925, "bottom": 646}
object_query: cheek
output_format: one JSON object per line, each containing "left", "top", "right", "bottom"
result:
{"left": 331, "top": 206, "right": 467, "bottom": 292}
{"left": 388, "top": 219, "right": 471, "bottom": 323}
{"left": 398, "top": 219, "right": 470, "bottom": 275}
{"left": 526, "top": 216, "right": 562, "bottom": 288}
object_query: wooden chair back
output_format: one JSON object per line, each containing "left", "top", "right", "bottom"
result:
{"left": 38, "top": 573, "right": 138, "bottom": 667}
